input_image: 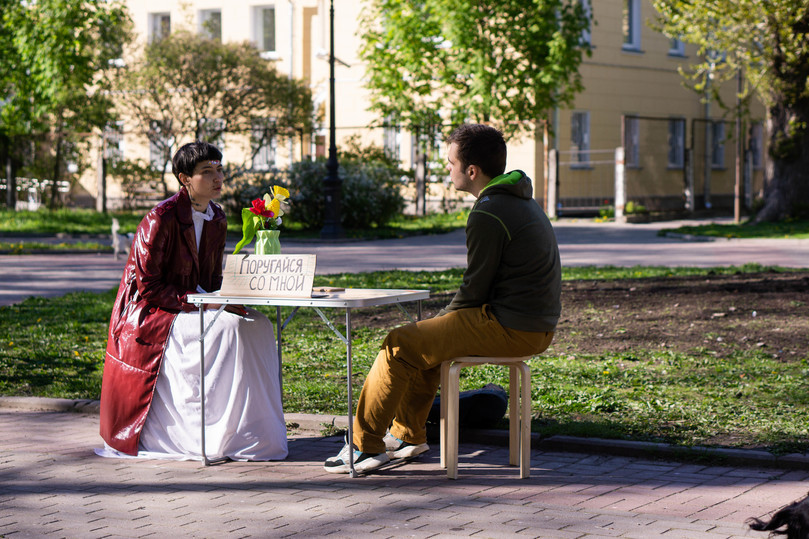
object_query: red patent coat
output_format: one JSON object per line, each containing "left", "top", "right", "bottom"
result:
{"left": 99, "top": 187, "right": 227, "bottom": 455}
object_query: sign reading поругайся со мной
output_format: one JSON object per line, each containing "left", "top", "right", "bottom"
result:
{"left": 218, "top": 254, "right": 316, "bottom": 298}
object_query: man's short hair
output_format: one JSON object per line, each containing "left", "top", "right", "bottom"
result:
{"left": 172, "top": 141, "right": 223, "bottom": 181}
{"left": 447, "top": 124, "right": 507, "bottom": 179}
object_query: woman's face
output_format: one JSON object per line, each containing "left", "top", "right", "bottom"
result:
{"left": 182, "top": 159, "right": 224, "bottom": 205}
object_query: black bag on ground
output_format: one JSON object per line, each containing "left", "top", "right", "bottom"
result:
{"left": 426, "top": 384, "right": 508, "bottom": 429}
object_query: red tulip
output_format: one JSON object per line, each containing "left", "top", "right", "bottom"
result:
{"left": 248, "top": 198, "right": 274, "bottom": 219}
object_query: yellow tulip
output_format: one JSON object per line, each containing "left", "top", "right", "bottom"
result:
{"left": 273, "top": 185, "right": 289, "bottom": 201}
{"left": 268, "top": 197, "right": 283, "bottom": 218}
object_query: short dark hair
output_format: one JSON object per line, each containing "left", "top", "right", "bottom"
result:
{"left": 446, "top": 124, "right": 507, "bottom": 179}
{"left": 172, "top": 141, "right": 223, "bottom": 181}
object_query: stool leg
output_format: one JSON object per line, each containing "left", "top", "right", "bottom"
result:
{"left": 446, "top": 362, "right": 463, "bottom": 479}
{"left": 508, "top": 364, "right": 519, "bottom": 467}
{"left": 519, "top": 362, "right": 532, "bottom": 479}
{"left": 439, "top": 361, "right": 449, "bottom": 469}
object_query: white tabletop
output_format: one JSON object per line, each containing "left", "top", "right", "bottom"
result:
{"left": 187, "top": 288, "right": 430, "bottom": 308}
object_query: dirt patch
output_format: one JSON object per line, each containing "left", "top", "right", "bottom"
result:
{"left": 360, "top": 271, "right": 809, "bottom": 360}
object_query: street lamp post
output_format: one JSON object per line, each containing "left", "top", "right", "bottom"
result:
{"left": 320, "top": 0, "right": 343, "bottom": 239}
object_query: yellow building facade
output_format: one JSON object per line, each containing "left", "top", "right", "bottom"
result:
{"left": 77, "top": 0, "right": 765, "bottom": 216}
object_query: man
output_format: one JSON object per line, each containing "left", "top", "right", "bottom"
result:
{"left": 324, "top": 124, "right": 561, "bottom": 473}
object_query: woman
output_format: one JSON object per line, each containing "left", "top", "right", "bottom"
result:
{"left": 98, "top": 141, "right": 287, "bottom": 461}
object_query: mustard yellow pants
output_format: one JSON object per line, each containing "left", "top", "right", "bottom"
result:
{"left": 353, "top": 305, "right": 554, "bottom": 454}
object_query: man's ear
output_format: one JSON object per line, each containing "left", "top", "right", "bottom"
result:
{"left": 178, "top": 172, "right": 189, "bottom": 187}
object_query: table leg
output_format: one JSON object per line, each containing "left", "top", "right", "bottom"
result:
{"left": 199, "top": 305, "right": 228, "bottom": 466}
{"left": 276, "top": 306, "right": 283, "bottom": 392}
{"left": 345, "top": 308, "right": 356, "bottom": 477}
{"left": 200, "top": 307, "right": 209, "bottom": 465}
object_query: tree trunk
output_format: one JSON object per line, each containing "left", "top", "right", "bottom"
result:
{"left": 414, "top": 146, "right": 427, "bottom": 216}
{"left": 49, "top": 136, "right": 62, "bottom": 210}
{"left": 755, "top": 103, "right": 809, "bottom": 222}
{"left": 2, "top": 136, "right": 17, "bottom": 210}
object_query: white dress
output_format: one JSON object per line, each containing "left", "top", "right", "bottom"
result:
{"left": 97, "top": 206, "right": 288, "bottom": 461}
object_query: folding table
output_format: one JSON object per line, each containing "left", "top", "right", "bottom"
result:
{"left": 186, "top": 288, "right": 429, "bottom": 476}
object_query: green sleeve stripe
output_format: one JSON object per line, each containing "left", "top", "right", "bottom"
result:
{"left": 471, "top": 209, "right": 511, "bottom": 241}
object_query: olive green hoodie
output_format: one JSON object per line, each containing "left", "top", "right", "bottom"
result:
{"left": 443, "top": 170, "right": 561, "bottom": 332}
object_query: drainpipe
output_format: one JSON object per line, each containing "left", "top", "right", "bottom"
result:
{"left": 288, "top": 0, "right": 295, "bottom": 164}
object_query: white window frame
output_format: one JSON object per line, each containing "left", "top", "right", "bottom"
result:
{"left": 667, "top": 118, "right": 685, "bottom": 169}
{"left": 148, "top": 12, "right": 171, "bottom": 43}
{"left": 570, "top": 111, "right": 590, "bottom": 167}
{"left": 749, "top": 122, "right": 764, "bottom": 169}
{"left": 198, "top": 118, "right": 226, "bottom": 153}
{"left": 624, "top": 116, "right": 640, "bottom": 168}
{"left": 622, "top": 0, "right": 641, "bottom": 51}
{"left": 580, "top": 0, "right": 592, "bottom": 45}
{"left": 711, "top": 121, "right": 726, "bottom": 169}
{"left": 149, "top": 120, "right": 174, "bottom": 171}
{"left": 199, "top": 9, "right": 222, "bottom": 41}
{"left": 668, "top": 37, "right": 685, "bottom": 57}
{"left": 383, "top": 115, "right": 401, "bottom": 160}
{"left": 251, "top": 118, "right": 277, "bottom": 171}
{"left": 104, "top": 121, "right": 125, "bottom": 164}
{"left": 254, "top": 6, "right": 278, "bottom": 58}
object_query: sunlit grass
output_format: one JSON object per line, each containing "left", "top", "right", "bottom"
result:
{"left": 660, "top": 218, "right": 809, "bottom": 239}
{"left": 1, "top": 264, "right": 805, "bottom": 454}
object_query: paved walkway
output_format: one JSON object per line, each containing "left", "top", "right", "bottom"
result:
{"left": 2, "top": 218, "right": 809, "bottom": 306}
{"left": 2, "top": 218, "right": 808, "bottom": 537}
{"left": 2, "top": 409, "right": 808, "bottom": 538}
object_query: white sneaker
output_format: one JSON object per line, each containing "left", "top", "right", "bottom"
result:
{"left": 383, "top": 432, "right": 429, "bottom": 459}
{"left": 323, "top": 442, "right": 390, "bottom": 474}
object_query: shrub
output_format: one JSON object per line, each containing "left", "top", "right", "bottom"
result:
{"left": 287, "top": 158, "right": 405, "bottom": 229}
{"left": 222, "top": 140, "right": 405, "bottom": 230}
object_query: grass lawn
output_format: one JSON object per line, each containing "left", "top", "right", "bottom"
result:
{"left": 1, "top": 265, "right": 806, "bottom": 455}
{"left": 0, "top": 207, "right": 471, "bottom": 253}
{"left": 660, "top": 218, "right": 809, "bottom": 239}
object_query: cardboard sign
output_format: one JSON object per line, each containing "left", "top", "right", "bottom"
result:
{"left": 219, "top": 254, "right": 316, "bottom": 298}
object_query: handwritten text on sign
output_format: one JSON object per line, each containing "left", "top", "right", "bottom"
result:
{"left": 219, "top": 254, "right": 316, "bottom": 298}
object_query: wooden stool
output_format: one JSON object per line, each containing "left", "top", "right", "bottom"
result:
{"left": 439, "top": 356, "right": 533, "bottom": 479}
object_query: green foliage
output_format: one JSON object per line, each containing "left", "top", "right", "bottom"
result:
{"left": 0, "top": 208, "right": 143, "bottom": 235}
{"left": 223, "top": 140, "right": 406, "bottom": 231}
{"left": 115, "top": 30, "right": 315, "bottom": 193}
{"left": 625, "top": 201, "right": 648, "bottom": 215}
{"left": 652, "top": 0, "right": 809, "bottom": 221}
{"left": 359, "top": 0, "right": 591, "bottom": 139}
{"left": 0, "top": 0, "right": 133, "bottom": 207}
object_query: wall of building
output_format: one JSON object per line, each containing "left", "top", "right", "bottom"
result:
{"left": 73, "top": 0, "right": 766, "bottom": 216}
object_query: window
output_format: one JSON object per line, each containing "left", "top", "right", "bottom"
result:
{"left": 711, "top": 121, "right": 725, "bottom": 169}
{"left": 570, "top": 111, "right": 590, "bottom": 166}
{"left": 624, "top": 116, "right": 639, "bottom": 167}
{"left": 149, "top": 120, "right": 174, "bottom": 171}
{"left": 383, "top": 115, "right": 401, "bottom": 160}
{"left": 148, "top": 12, "right": 171, "bottom": 42}
{"left": 668, "top": 37, "right": 685, "bottom": 57}
{"left": 251, "top": 118, "right": 277, "bottom": 171}
{"left": 198, "top": 118, "right": 226, "bottom": 151}
{"left": 667, "top": 118, "right": 685, "bottom": 168}
{"left": 622, "top": 0, "right": 641, "bottom": 51}
{"left": 104, "top": 122, "right": 125, "bottom": 164}
{"left": 749, "top": 122, "right": 763, "bottom": 169}
{"left": 580, "top": 0, "right": 592, "bottom": 45}
{"left": 254, "top": 6, "right": 277, "bottom": 54}
{"left": 200, "top": 9, "right": 222, "bottom": 42}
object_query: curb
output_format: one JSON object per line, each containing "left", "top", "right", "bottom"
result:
{"left": 3, "top": 396, "right": 807, "bottom": 470}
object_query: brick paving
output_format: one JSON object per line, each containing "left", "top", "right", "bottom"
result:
{"left": 1, "top": 410, "right": 807, "bottom": 538}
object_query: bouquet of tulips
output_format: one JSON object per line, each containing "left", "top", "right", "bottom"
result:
{"left": 232, "top": 185, "right": 290, "bottom": 254}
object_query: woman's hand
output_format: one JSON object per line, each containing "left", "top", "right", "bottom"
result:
{"left": 205, "top": 304, "right": 249, "bottom": 317}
